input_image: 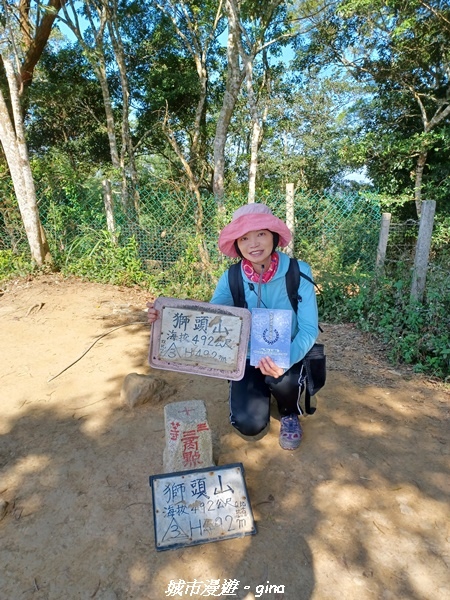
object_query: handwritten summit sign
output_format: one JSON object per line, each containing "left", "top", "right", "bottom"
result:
{"left": 150, "top": 463, "right": 256, "bottom": 551}
{"left": 149, "top": 297, "right": 251, "bottom": 380}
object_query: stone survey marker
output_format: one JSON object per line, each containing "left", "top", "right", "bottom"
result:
{"left": 149, "top": 297, "right": 251, "bottom": 380}
{"left": 150, "top": 464, "right": 256, "bottom": 551}
{"left": 163, "top": 400, "right": 214, "bottom": 474}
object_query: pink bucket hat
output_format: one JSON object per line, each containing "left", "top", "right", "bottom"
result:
{"left": 218, "top": 203, "right": 292, "bottom": 258}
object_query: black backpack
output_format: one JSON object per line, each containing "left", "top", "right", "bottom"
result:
{"left": 227, "top": 258, "right": 326, "bottom": 414}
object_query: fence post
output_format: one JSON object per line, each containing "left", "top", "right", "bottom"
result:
{"left": 410, "top": 200, "right": 436, "bottom": 303}
{"left": 102, "top": 179, "right": 116, "bottom": 241}
{"left": 376, "top": 212, "right": 391, "bottom": 270}
{"left": 285, "top": 183, "right": 295, "bottom": 257}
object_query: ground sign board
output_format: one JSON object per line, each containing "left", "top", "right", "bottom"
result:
{"left": 150, "top": 463, "right": 256, "bottom": 551}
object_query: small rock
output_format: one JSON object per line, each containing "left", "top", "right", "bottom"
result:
{"left": 399, "top": 503, "right": 414, "bottom": 515}
{"left": 120, "top": 373, "right": 175, "bottom": 408}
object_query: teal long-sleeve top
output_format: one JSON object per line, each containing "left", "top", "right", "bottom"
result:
{"left": 210, "top": 251, "right": 319, "bottom": 369}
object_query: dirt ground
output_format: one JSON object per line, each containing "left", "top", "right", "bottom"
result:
{"left": 0, "top": 274, "right": 449, "bottom": 600}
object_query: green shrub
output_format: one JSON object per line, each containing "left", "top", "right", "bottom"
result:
{"left": 0, "top": 250, "right": 33, "bottom": 282}
{"left": 143, "top": 234, "right": 222, "bottom": 301}
{"left": 62, "top": 229, "right": 146, "bottom": 286}
{"left": 321, "top": 268, "right": 450, "bottom": 380}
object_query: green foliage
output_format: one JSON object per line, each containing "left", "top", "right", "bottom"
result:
{"left": 433, "top": 216, "right": 450, "bottom": 251}
{"left": 0, "top": 178, "right": 29, "bottom": 254}
{"left": 315, "top": 268, "right": 369, "bottom": 323}
{"left": 302, "top": 0, "right": 450, "bottom": 218}
{"left": 30, "top": 160, "right": 109, "bottom": 265}
{"left": 0, "top": 250, "right": 33, "bottom": 282}
{"left": 239, "top": 73, "right": 360, "bottom": 194}
{"left": 62, "top": 230, "right": 146, "bottom": 286}
{"left": 292, "top": 190, "right": 381, "bottom": 271}
{"left": 318, "top": 266, "right": 450, "bottom": 380}
{"left": 143, "top": 234, "right": 222, "bottom": 302}
{"left": 28, "top": 47, "right": 111, "bottom": 163}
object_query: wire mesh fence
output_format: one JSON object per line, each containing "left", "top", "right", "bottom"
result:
{"left": 384, "top": 220, "right": 419, "bottom": 266}
{"left": 1, "top": 180, "right": 386, "bottom": 289}
{"left": 0, "top": 185, "right": 386, "bottom": 271}
{"left": 2, "top": 179, "right": 449, "bottom": 299}
{"left": 113, "top": 186, "right": 383, "bottom": 277}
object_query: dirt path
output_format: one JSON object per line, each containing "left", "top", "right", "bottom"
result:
{"left": 0, "top": 275, "right": 449, "bottom": 600}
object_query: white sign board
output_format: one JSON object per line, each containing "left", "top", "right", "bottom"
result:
{"left": 149, "top": 463, "right": 256, "bottom": 551}
{"left": 149, "top": 297, "right": 251, "bottom": 380}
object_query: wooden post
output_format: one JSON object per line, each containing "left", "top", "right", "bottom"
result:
{"left": 285, "top": 183, "right": 295, "bottom": 257}
{"left": 376, "top": 213, "right": 391, "bottom": 269}
{"left": 410, "top": 200, "right": 436, "bottom": 303}
{"left": 102, "top": 179, "right": 116, "bottom": 240}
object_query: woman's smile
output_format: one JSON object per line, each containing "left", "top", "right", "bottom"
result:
{"left": 236, "top": 229, "right": 274, "bottom": 271}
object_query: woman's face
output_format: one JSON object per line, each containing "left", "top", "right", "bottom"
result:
{"left": 236, "top": 229, "right": 274, "bottom": 269}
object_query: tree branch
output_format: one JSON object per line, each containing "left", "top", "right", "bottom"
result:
{"left": 20, "top": 0, "right": 63, "bottom": 89}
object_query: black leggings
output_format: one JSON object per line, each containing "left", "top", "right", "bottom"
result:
{"left": 229, "top": 360, "right": 305, "bottom": 436}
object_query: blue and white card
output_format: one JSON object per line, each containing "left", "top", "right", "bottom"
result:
{"left": 250, "top": 308, "right": 292, "bottom": 369}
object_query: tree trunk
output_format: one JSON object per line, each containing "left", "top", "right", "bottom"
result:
{"left": 213, "top": 2, "right": 245, "bottom": 201}
{"left": 244, "top": 56, "right": 268, "bottom": 203}
{"left": 216, "top": 0, "right": 278, "bottom": 202}
{"left": 20, "top": 0, "right": 63, "bottom": 90}
{"left": 0, "top": 56, "right": 51, "bottom": 266}
{"left": 249, "top": 50, "right": 271, "bottom": 201}
{"left": 96, "top": 59, "right": 121, "bottom": 168}
{"left": 106, "top": 7, "right": 140, "bottom": 214}
{"left": 162, "top": 107, "right": 211, "bottom": 268}
{"left": 61, "top": 0, "right": 135, "bottom": 213}
{"left": 95, "top": 55, "right": 134, "bottom": 214}
{"left": 414, "top": 151, "right": 427, "bottom": 218}
{"left": 155, "top": 0, "right": 221, "bottom": 191}
{"left": 412, "top": 90, "right": 450, "bottom": 217}
{"left": 248, "top": 119, "right": 261, "bottom": 203}
{"left": 191, "top": 58, "right": 208, "bottom": 166}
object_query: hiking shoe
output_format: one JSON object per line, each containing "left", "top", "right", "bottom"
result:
{"left": 279, "top": 414, "right": 302, "bottom": 450}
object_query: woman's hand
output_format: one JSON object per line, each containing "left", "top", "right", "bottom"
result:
{"left": 257, "top": 356, "right": 286, "bottom": 379}
{"left": 146, "top": 301, "right": 160, "bottom": 324}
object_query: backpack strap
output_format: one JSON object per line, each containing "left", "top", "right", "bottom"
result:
{"left": 286, "top": 258, "right": 320, "bottom": 313}
{"left": 287, "top": 258, "right": 323, "bottom": 333}
{"left": 286, "top": 258, "right": 300, "bottom": 313}
{"left": 228, "top": 261, "right": 246, "bottom": 308}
